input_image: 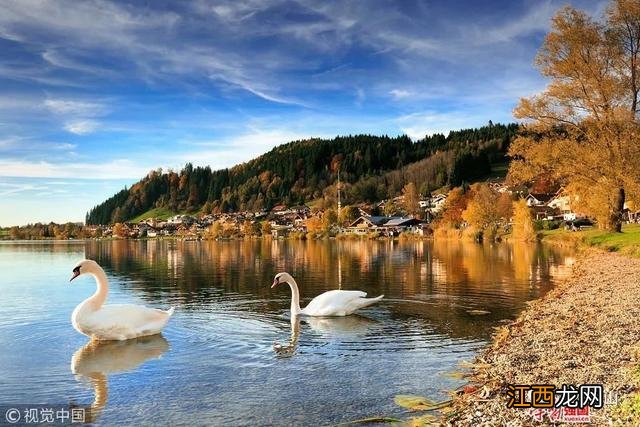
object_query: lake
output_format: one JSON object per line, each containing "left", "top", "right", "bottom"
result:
{"left": 0, "top": 239, "right": 575, "bottom": 425}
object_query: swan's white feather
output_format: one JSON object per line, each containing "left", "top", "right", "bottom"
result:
{"left": 301, "top": 290, "right": 383, "bottom": 316}
{"left": 71, "top": 260, "right": 175, "bottom": 341}
{"left": 74, "top": 304, "right": 174, "bottom": 341}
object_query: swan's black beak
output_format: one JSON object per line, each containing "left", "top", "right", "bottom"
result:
{"left": 271, "top": 277, "right": 279, "bottom": 289}
{"left": 70, "top": 267, "right": 80, "bottom": 282}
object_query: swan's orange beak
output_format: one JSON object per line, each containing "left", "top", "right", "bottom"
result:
{"left": 70, "top": 267, "right": 80, "bottom": 282}
{"left": 271, "top": 277, "right": 279, "bottom": 289}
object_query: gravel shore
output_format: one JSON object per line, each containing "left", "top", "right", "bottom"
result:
{"left": 444, "top": 251, "right": 640, "bottom": 426}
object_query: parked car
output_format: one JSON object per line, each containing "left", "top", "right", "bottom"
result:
{"left": 564, "top": 218, "right": 594, "bottom": 231}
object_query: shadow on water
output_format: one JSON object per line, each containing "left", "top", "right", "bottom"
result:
{"left": 70, "top": 335, "right": 169, "bottom": 423}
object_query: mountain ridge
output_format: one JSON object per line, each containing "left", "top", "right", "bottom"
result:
{"left": 86, "top": 123, "right": 519, "bottom": 225}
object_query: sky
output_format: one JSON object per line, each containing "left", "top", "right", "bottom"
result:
{"left": 0, "top": 0, "right": 607, "bottom": 226}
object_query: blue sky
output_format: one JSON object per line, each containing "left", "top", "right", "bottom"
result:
{"left": 0, "top": 0, "right": 606, "bottom": 226}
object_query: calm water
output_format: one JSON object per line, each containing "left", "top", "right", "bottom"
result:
{"left": 0, "top": 239, "right": 575, "bottom": 425}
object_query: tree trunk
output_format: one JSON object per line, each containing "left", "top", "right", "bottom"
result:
{"left": 608, "top": 187, "right": 625, "bottom": 233}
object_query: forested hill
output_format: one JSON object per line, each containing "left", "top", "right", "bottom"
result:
{"left": 86, "top": 123, "right": 519, "bottom": 224}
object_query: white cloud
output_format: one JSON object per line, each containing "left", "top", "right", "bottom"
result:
{"left": 397, "top": 111, "right": 492, "bottom": 140}
{"left": 0, "top": 182, "right": 48, "bottom": 196}
{"left": 0, "top": 158, "right": 149, "bottom": 179}
{"left": 64, "top": 120, "right": 99, "bottom": 135}
{"left": 44, "top": 99, "right": 105, "bottom": 116}
{"left": 43, "top": 98, "right": 107, "bottom": 135}
{"left": 389, "top": 89, "right": 411, "bottom": 100}
{"left": 178, "top": 127, "right": 321, "bottom": 170}
{"left": 52, "top": 142, "right": 77, "bottom": 150}
{"left": 0, "top": 136, "right": 22, "bottom": 148}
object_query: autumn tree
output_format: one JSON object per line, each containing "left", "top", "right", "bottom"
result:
{"left": 497, "top": 192, "right": 514, "bottom": 220}
{"left": 242, "top": 220, "right": 254, "bottom": 237}
{"left": 305, "top": 216, "right": 323, "bottom": 233}
{"left": 261, "top": 221, "right": 272, "bottom": 237}
{"left": 438, "top": 187, "right": 471, "bottom": 228}
{"left": 207, "top": 221, "right": 223, "bottom": 239}
{"left": 322, "top": 209, "right": 338, "bottom": 232}
{"left": 509, "top": 0, "right": 640, "bottom": 232}
{"left": 338, "top": 205, "right": 359, "bottom": 226}
{"left": 402, "top": 182, "right": 422, "bottom": 218}
{"left": 512, "top": 199, "right": 537, "bottom": 241}
{"left": 384, "top": 200, "right": 400, "bottom": 216}
{"left": 112, "top": 223, "right": 125, "bottom": 238}
{"left": 461, "top": 183, "right": 501, "bottom": 240}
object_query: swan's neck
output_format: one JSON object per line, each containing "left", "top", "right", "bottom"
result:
{"left": 85, "top": 268, "right": 109, "bottom": 311}
{"left": 286, "top": 278, "right": 302, "bottom": 316}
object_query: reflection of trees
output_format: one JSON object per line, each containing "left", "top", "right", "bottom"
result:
{"left": 0, "top": 241, "right": 85, "bottom": 254}
{"left": 85, "top": 239, "right": 575, "bottom": 340}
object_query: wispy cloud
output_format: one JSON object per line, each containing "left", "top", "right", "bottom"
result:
{"left": 397, "top": 110, "right": 495, "bottom": 140}
{"left": 63, "top": 120, "right": 99, "bottom": 135}
{"left": 43, "top": 98, "right": 107, "bottom": 135}
{"left": 44, "top": 99, "right": 105, "bottom": 116}
{"left": 178, "top": 127, "right": 320, "bottom": 170}
{"left": 0, "top": 182, "right": 48, "bottom": 196}
{"left": 389, "top": 89, "right": 411, "bottom": 100}
{"left": 0, "top": 158, "right": 150, "bottom": 179}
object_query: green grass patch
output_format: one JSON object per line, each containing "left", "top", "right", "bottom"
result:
{"left": 541, "top": 224, "right": 640, "bottom": 257}
{"left": 130, "top": 207, "right": 178, "bottom": 222}
{"left": 486, "top": 161, "right": 510, "bottom": 179}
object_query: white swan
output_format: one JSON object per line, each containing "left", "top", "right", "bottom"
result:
{"left": 70, "top": 259, "right": 174, "bottom": 341}
{"left": 271, "top": 272, "right": 383, "bottom": 317}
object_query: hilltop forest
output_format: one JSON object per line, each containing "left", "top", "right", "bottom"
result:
{"left": 86, "top": 123, "right": 518, "bottom": 224}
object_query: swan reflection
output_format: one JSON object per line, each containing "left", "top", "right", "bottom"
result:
{"left": 273, "top": 317, "right": 300, "bottom": 358}
{"left": 304, "top": 314, "right": 377, "bottom": 338}
{"left": 273, "top": 315, "right": 378, "bottom": 358}
{"left": 70, "top": 335, "right": 169, "bottom": 422}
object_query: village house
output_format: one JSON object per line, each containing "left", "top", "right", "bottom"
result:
{"left": 525, "top": 193, "right": 555, "bottom": 207}
{"left": 420, "top": 193, "right": 447, "bottom": 213}
{"left": 380, "top": 217, "right": 423, "bottom": 236}
{"left": 346, "top": 215, "right": 424, "bottom": 235}
{"left": 167, "top": 214, "right": 196, "bottom": 226}
{"left": 487, "top": 179, "right": 512, "bottom": 194}
{"left": 271, "top": 205, "right": 288, "bottom": 216}
{"left": 271, "top": 224, "right": 293, "bottom": 238}
{"left": 146, "top": 226, "right": 159, "bottom": 238}
{"left": 547, "top": 192, "right": 577, "bottom": 221}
